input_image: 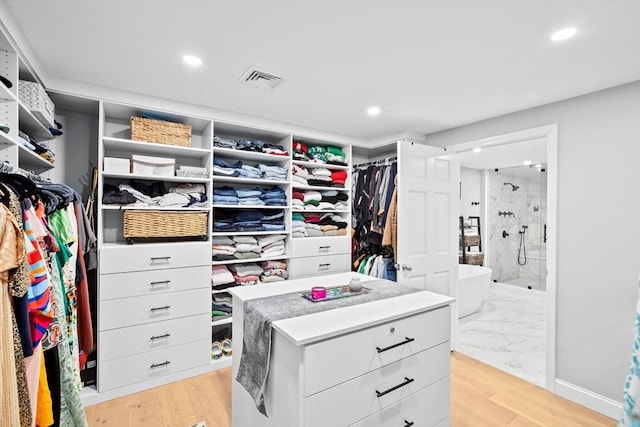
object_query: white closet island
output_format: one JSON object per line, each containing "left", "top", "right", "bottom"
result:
{"left": 230, "top": 272, "right": 454, "bottom": 427}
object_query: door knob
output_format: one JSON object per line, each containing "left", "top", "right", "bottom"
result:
{"left": 402, "top": 264, "right": 413, "bottom": 272}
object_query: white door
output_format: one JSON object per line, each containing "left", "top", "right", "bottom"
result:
{"left": 396, "top": 139, "right": 460, "bottom": 346}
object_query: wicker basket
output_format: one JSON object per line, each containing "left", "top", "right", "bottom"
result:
{"left": 123, "top": 210, "right": 208, "bottom": 240}
{"left": 460, "top": 252, "right": 484, "bottom": 266}
{"left": 463, "top": 235, "right": 481, "bottom": 247}
{"left": 130, "top": 117, "right": 192, "bottom": 147}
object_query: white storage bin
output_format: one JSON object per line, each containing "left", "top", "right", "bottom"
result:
{"left": 103, "top": 157, "right": 130, "bottom": 174}
{"left": 18, "top": 80, "right": 55, "bottom": 128}
{"left": 131, "top": 154, "right": 175, "bottom": 177}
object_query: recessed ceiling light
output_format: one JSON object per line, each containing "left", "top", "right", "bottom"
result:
{"left": 367, "top": 106, "right": 381, "bottom": 116}
{"left": 551, "top": 27, "right": 577, "bottom": 42}
{"left": 472, "top": 147, "right": 482, "bottom": 153}
{"left": 523, "top": 160, "right": 533, "bottom": 166}
{"left": 183, "top": 55, "right": 202, "bottom": 66}
{"left": 535, "top": 164, "right": 542, "bottom": 168}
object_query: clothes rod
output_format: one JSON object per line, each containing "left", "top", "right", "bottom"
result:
{"left": 353, "top": 156, "right": 397, "bottom": 168}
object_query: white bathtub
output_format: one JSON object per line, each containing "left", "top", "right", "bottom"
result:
{"left": 458, "top": 264, "right": 492, "bottom": 318}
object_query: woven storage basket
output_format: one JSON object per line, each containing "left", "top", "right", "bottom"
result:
{"left": 463, "top": 235, "right": 481, "bottom": 247}
{"left": 459, "top": 252, "right": 484, "bottom": 266}
{"left": 130, "top": 117, "right": 192, "bottom": 147}
{"left": 123, "top": 210, "right": 208, "bottom": 239}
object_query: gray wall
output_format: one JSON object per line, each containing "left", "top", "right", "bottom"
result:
{"left": 427, "top": 80, "right": 640, "bottom": 402}
{"left": 54, "top": 110, "right": 99, "bottom": 200}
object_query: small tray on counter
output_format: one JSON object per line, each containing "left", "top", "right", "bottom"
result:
{"left": 301, "top": 285, "right": 370, "bottom": 303}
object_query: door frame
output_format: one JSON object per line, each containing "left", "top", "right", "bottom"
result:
{"left": 446, "top": 124, "right": 558, "bottom": 391}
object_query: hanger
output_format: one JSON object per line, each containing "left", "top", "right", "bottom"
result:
{"left": 0, "top": 173, "right": 37, "bottom": 200}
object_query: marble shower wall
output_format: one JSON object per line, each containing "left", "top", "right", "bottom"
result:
{"left": 488, "top": 168, "right": 547, "bottom": 286}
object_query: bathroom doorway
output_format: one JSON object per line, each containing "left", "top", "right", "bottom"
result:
{"left": 448, "top": 125, "right": 557, "bottom": 390}
{"left": 488, "top": 165, "right": 547, "bottom": 291}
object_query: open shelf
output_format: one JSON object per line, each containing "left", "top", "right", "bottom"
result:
{"left": 292, "top": 184, "right": 348, "bottom": 191}
{"left": 213, "top": 175, "right": 289, "bottom": 186}
{"left": 213, "top": 146, "right": 289, "bottom": 163}
{"left": 292, "top": 209, "right": 349, "bottom": 213}
{"left": 292, "top": 159, "right": 349, "bottom": 170}
{"left": 211, "top": 317, "right": 232, "bottom": 327}
{"left": 210, "top": 355, "right": 232, "bottom": 369}
{"left": 212, "top": 254, "right": 288, "bottom": 265}
{"left": 17, "top": 144, "right": 54, "bottom": 169}
{"left": 0, "top": 82, "right": 16, "bottom": 102}
{"left": 102, "top": 172, "right": 210, "bottom": 183}
{"left": 102, "top": 205, "right": 210, "bottom": 211}
{"left": 0, "top": 131, "right": 13, "bottom": 148}
{"left": 212, "top": 230, "right": 287, "bottom": 237}
{"left": 212, "top": 204, "right": 289, "bottom": 209}
{"left": 18, "top": 100, "right": 53, "bottom": 140}
{"left": 103, "top": 137, "right": 211, "bottom": 159}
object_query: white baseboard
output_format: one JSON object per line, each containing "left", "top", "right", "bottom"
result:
{"left": 555, "top": 379, "right": 622, "bottom": 420}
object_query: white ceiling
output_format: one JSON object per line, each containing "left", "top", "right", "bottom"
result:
{"left": 3, "top": 0, "right": 640, "bottom": 144}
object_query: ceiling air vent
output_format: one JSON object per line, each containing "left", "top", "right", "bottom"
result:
{"left": 240, "top": 67, "right": 283, "bottom": 90}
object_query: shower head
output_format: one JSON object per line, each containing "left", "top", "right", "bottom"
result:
{"left": 504, "top": 182, "right": 520, "bottom": 192}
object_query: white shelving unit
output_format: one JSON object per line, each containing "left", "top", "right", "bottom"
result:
{"left": 95, "top": 101, "right": 215, "bottom": 402}
{"left": 0, "top": 31, "right": 58, "bottom": 178}
{"left": 289, "top": 137, "right": 352, "bottom": 279}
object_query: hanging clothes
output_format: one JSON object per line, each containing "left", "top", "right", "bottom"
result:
{"left": 1, "top": 169, "right": 90, "bottom": 427}
{"left": 352, "top": 159, "right": 398, "bottom": 277}
{"left": 0, "top": 202, "right": 27, "bottom": 426}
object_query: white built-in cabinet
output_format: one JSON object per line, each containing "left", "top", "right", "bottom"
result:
{"left": 85, "top": 100, "right": 353, "bottom": 404}
{"left": 0, "top": 29, "right": 57, "bottom": 178}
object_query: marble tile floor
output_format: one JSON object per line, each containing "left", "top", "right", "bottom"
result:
{"left": 456, "top": 282, "right": 546, "bottom": 386}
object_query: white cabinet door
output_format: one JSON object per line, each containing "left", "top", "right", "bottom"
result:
{"left": 396, "top": 140, "right": 459, "bottom": 346}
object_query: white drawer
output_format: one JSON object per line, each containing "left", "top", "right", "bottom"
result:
{"left": 303, "top": 306, "right": 450, "bottom": 396}
{"left": 291, "top": 236, "right": 350, "bottom": 258}
{"left": 304, "top": 343, "right": 450, "bottom": 427}
{"left": 98, "top": 314, "right": 209, "bottom": 361}
{"left": 99, "top": 242, "right": 210, "bottom": 274}
{"left": 99, "top": 288, "right": 210, "bottom": 331}
{"left": 348, "top": 377, "right": 450, "bottom": 427}
{"left": 98, "top": 339, "right": 210, "bottom": 391}
{"left": 99, "top": 265, "right": 210, "bottom": 300}
{"left": 290, "top": 254, "right": 350, "bottom": 278}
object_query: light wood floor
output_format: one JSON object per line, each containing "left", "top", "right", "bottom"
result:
{"left": 85, "top": 352, "right": 616, "bottom": 427}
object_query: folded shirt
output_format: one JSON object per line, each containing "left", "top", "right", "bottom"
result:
{"left": 230, "top": 263, "right": 264, "bottom": 277}
{"left": 233, "top": 235, "right": 258, "bottom": 244}
{"left": 311, "top": 167, "right": 331, "bottom": 177}
{"left": 212, "top": 265, "right": 235, "bottom": 285}
{"left": 212, "top": 236, "right": 234, "bottom": 245}
{"left": 292, "top": 175, "right": 309, "bottom": 186}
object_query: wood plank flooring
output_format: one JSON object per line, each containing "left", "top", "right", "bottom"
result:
{"left": 84, "top": 352, "right": 616, "bottom": 427}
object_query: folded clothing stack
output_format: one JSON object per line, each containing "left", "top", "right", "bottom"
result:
{"left": 213, "top": 136, "right": 288, "bottom": 156}
{"left": 213, "top": 156, "right": 288, "bottom": 181}
{"left": 259, "top": 260, "right": 288, "bottom": 282}
{"left": 102, "top": 181, "right": 208, "bottom": 208}
{"left": 292, "top": 212, "right": 349, "bottom": 238}
{"left": 292, "top": 163, "right": 347, "bottom": 188}
{"left": 18, "top": 129, "right": 56, "bottom": 163}
{"left": 212, "top": 234, "right": 286, "bottom": 261}
{"left": 213, "top": 186, "right": 287, "bottom": 207}
{"left": 212, "top": 292, "right": 233, "bottom": 320}
{"left": 292, "top": 141, "right": 347, "bottom": 166}
{"left": 291, "top": 190, "right": 348, "bottom": 211}
{"left": 213, "top": 209, "right": 285, "bottom": 232}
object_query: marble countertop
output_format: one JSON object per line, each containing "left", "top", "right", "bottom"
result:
{"left": 229, "top": 272, "right": 454, "bottom": 346}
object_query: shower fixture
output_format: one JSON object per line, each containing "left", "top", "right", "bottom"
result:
{"left": 504, "top": 182, "right": 520, "bottom": 191}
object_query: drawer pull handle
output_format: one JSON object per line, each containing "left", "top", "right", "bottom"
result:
{"left": 319, "top": 263, "right": 331, "bottom": 267}
{"left": 404, "top": 421, "right": 414, "bottom": 427}
{"left": 150, "top": 305, "right": 171, "bottom": 312}
{"left": 376, "top": 337, "right": 415, "bottom": 353}
{"left": 150, "top": 280, "right": 171, "bottom": 287}
{"left": 375, "top": 377, "right": 414, "bottom": 398}
{"left": 150, "top": 256, "right": 171, "bottom": 262}
{"left": 150, "top": 333, "right": 171, "bottom": 341}
{"left": 150, "top": 361, "right": 171, "bottom": 369}
{"left": 318, "top": 245, "right": 331, "bottom": 252}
